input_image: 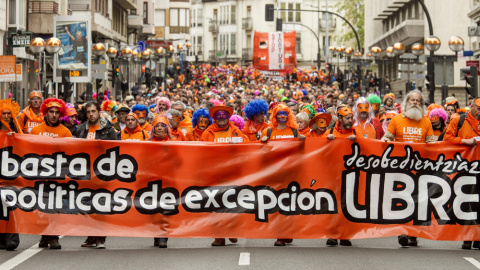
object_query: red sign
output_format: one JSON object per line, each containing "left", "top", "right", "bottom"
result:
{"left": 466, "top": 60, "right": 480, "bottom": 75}
{"left": 146, "top": 40, "right": 172, "bottom": 48}
{"left": 253, "top": 31, "right": 296, "bottom": 72}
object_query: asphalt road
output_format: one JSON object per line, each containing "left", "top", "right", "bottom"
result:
{"left": 1, "top": 235, "right": 480, "bottom": 270}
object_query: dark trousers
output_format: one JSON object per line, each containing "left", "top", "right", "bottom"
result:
{"left": 0, "top": 233, "right": 19, "bottom": 248}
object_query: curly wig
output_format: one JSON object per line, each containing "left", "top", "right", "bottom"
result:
{"left": 429, "top": 108, "right": 448, "bottom": 122}
{"left": 131, "top": 104, "right": 149, "bottom": 115}
{"left": 366, "top": 94, "right": 382, "bottom": 105}
{"left": 300, "top": 104, "right": 316, "bottom": 119}
{"left": 156, "top": 97, "right": 171, "bottom": 110}
{"left": 101, "top": 100, "right": 117, "bottom": 112}
{"left": 269, "top": 103, "right": 298, "bottom": 130}
{"left": 244, "top": 99, "right": 268, "bottom": 119}
{"left": 229, "top": 115, "right": 245, "bottom": 131}
{"left": 148, "top": 104, "right": 156, "bottom": 112}
{"left": 40, "top": 98, "right": 67, "bottom": 117}
{"left": 209, "top": 99, "right": 224, "bottom": 106}
{"left": 0, "top": 99, "right": 21, "bottom": 132}
{"left": 60, "top": 103, "right": 80, "bottom": 125}
{"left": 192, "top": 108, "right": 213, "bottom": 128}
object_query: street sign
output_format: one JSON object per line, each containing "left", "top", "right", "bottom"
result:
{"left": 466, "top": 60, "right": 480, "bottom": 75}
{"left": 0, "top": 55, "right": 16, "bottom": 82}
{"left": 15, "top": 64, "right": 22, "bottom": 81}
{"left": 399, "top": 53, "right": 418, "bottom": 59}
{"left": 8, "top": 34, "right": 32, "bottom": 47}
{"left": 137, "top": 41, "right": 145, "bottom": 52}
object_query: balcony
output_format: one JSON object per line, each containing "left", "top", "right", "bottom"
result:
{"left": 28, "top": 1, "right": 59, "bottom": 34}
{"left": 242, "top": 17, "right": 252, "bottom": 30}
{"left": 208, "top": 20, "right": 218, "bottom": 33}
{"left": 371, "top": 19, "right": 424, "bottom": 49}
{"left": 208, "top": 50, "right": 216, "bottom": 61}
{"left": 242, "top": 48, "right": 252, "bottom": 60}
{"left": 128, "top": 14, "right": 143, "bottom": 30}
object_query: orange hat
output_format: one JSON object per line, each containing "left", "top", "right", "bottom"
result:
{"left": 474, "top": 99, "right": 480, "bottom": 107}
{"left": 126, "top": 112, "right": 139, "bottom": 120}
{"left": 309, "top": 113, "right": 332, "bottom": 128}
{"left": 386, "top": 112, "right": 397, "bottom": 119}
{"left": 338, "top": 106, "right": 353, "bottom": 117}
{"left": 379, "top": 112, "right": 386, "bottom": 122}
{"left": 152, "top": 116, "right": 169, "bottom": 127}
{"left": 209, "top": 105, "right": 233, "bottom": 118}
{"left": 29, "top": 91, "right": 42, "bottom": 99}
{"left": 66, "top": 107, "right": 77, "bottom": 117}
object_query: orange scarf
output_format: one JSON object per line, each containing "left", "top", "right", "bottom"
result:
{"left": 151, "top": 135, "right": 170, "bottom": 141}
{"left": 334, "top": 121, "right": 355, "bottom": 134}
{"left": 467, "top": 112, "right": 480, "bottom": 133}
{"left": 244, "top": 120, "right": 268, "bottom": 135}
{"left": 23, "top": 106, "right": 43, "bottom": 123}
{"left": 123, "top": 125, "right": 142, "bottom": 135}
{"left": 193, "top": 126, "right": 204, "bottom": 140}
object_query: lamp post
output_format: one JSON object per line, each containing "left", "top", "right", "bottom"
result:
{"left": 142, "top": 48, "right": 153, "bottom": 88}
{"left": 329, "top": 46, "right": 336, "bottom": 72}
{"left": 371, "top": 46, "right": 386, "bottom": 95}
{"left": 106, "top": 47, "right": 117, "bottom": 101}
{"left": 30, "top": 37, "right": 61, "bottom": 98}
{"left": 92, "top": 43, "right": 106, "bottom": 101}
{"left": 336, "top": 46, "right": 345, "bottom": 90}
{"left": 122, "top": 47, "right": 133, "bottom": 96}
{"left": 392, "top": 42, "right": 412, "bottom": 93}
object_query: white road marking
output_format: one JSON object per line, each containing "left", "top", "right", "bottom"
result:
{"left": 238, "top": 252, "right": 250, "bottom": 266}
{"left": 0, "top": 236, "right": 64, "bottom": 270}
{"left": 465, "top": 257, "right": 480, "bottom": 269}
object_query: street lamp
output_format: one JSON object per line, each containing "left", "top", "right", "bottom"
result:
{"left": 106, "top": 47, "right": 117, "bottom": 99}
{"left": 329, "top": 46, "right": 336, "bottom": 72}
{"left": 30, "top": 37, "right": 61, "bottom": 96}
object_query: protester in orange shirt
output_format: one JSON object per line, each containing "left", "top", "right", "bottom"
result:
{"left": 308, "top": 113, "right": 331, "bottom": 137}
{"left": 171, "top": 101, "right": 193, "bottom": 136}
{"left": 0, "top": 99, "right": 22, "bottom": 251}
{"left": 381, "top": 90, "right": 434, "bottom": 247}
{"left": 243, "top": 99, "right": 269, "bottom": 141}
{"left": 200, "top": 105, "right": 248, "bottom": 246}
{"left": 166, "top": 109, "right": 187, "bottom": 141}
{"left": 261, "top": 104, "right": 304, "bottom": 142}
{"left": 18, "top": 91, "right": 44, "bottom": 133}
{"left": 353, "top": 97, "right": 377, "bottom": 139}
{"left": 121, "top": 113, "right": 149, "bottom": 141}
{"left": 30, "top": 98, "right": 72, "bottom": 139}
{"left": 444, "top": 97, "right": 459, "bottom": 124}
{"left": 428, "top": 108, "right": 447, "bottom": 140}
{"left": 382, "top": 90, "right": 435, "bottom": 144}
{"left": 296, "top": 112, "right": 311, "bottom": 136}
{"left": 132, "top": 104, "right": 152, "bottom": 132}
{"left": 185, "top": 108, "right": 212, "bottom": 141}
{"left": 30, "top": 98, "right": 71, "bottom": 250}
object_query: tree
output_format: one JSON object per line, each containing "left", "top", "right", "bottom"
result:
{"left": 334, "top": 0, "right": 364, "bottom": 50}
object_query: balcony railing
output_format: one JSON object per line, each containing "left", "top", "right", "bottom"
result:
{"left": 242, "top": 17, "right": 252, "bottom": 30}
{"left": 29, "top": 1, "right": 59, "bottom": 14}
{"left": 170, "top": 26, "right": 189, "bottom": 34}
{"left": 208, "top": 20, "right": 218, "bottom": 32}
{"left": 242, "top": 48, "right": 252, "bottom": 59}
{"left": 68, "top": 4, "right": 90, "bottom": 11}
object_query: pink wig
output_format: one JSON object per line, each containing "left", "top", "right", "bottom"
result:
{"left": 382, "top": 110, "right": 398, "bottom": 132}
{"left": 229, "top": 115, "right": 245, "bottom": 131}
{"left": 156, "top": 97, "right": 171, "bottom": 110}
{"left": 209, "top": 99, "right": 224, "bottom": 106}
{"left": 60, "top": 103, "right": 80, "bottom": 125}
{"left": 353, "top": 97, "right": 375, "bottom": 128}
{"left": 429, "top": 108, "right": 448, "bottom": 122}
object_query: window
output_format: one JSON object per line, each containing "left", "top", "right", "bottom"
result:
{"left": 8, "top": 0, "right": 15, "bottom": 25}
{"left": 155, "top": 10, "right": 165, "bottom": 26}
{"left": 230, "top": 34, "right": 236, "bottom": 54}
{"left": 143, "top": 2, "right": 148, "bottom": 24}
{"left": 170, "top": 9, "right": 178, "bottom": 26}
{"left": 231, "top": 5, "right": 236, "bottom": 24}
{"left": 170, "top": 8, "right": 190, "bottom": 33}
{"left": 193, "top": 9, "right": 203, "bottom": 27}
{"left": 296, "top": 33, "right": 301, "bottom": 54}
{"left": 280, "top": 1, "right": 301, "bottom": 23}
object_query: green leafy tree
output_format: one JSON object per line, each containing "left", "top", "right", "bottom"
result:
{"left": 334, "top": 0, "right": 364, "bottom": 50}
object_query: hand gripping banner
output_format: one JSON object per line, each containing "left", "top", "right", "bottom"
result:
{"left": 1, "top": 134, "right": 480, "bottom": 240}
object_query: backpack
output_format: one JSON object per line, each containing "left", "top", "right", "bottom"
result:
{"left": 437, "top": 113, "right": 466, "bottom": 141}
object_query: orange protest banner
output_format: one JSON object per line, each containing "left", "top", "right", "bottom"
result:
{"left": 1, "top": 133, "right": 480, "bottom": 240}
{"left": 0, "top": 56, "right": 16, "bottom": 82}
{"left": 253, "top": 31, "right": 296, "bottom": 72}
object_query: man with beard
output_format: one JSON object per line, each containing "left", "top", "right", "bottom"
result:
{"left": 366, "top": 94, "right": 385, "bottom": 139}
{"left": 132, "top": 104, "right": 152, "bottom": 132}
{"left": 186, "top": 108, "right": 212, "bottom": 141}
{"left": 382, "top": 90, "right": 434, "bottom": 247}
{"left": 112, "top": 104, "right": 130, "bottom": 132}
{"left": 323, "top": 106, "right": 361, "bottom": 247}
{"left": 18, "top": 91, "right": 44, "bottom": 133}
{"left": 308, "top": 113, "right": 331, "bottom": 137}
{"left": 353, "top": 97, "right": 377, "bottom": 139}
{"left": 444, "top": 97, "right": 480, "bottom": 249}
{"left": 156, "top": 97, "right": 171, "bottom": 116}
{"left": 243, "top": 99, "right": 269, "bottom": 141}
{"left": 30, "top": 98, "right": 72, "bottom": 249}
{"left": 74, "top": 101, "right": 117, "bottom": 249}
{"left": 171, "top": 101, "right": 193, "bottom": 136}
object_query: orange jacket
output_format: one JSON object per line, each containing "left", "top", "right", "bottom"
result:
{"left": 171, "top": 128, "right": 187, "bottom": 141}
{"left": 243, "top": 120, "right": 268, "bottom": 141}
{"left": 200, "top": 122, "right": 249, "bottom": 143}
{"left": 18, "top": 106, "right": 44, "bottom": 133}
{"left": 443, "top": 113, "right": 479, "bottom": 143}
{"left": 140, "top": 122, "right": 152, "bottom": 132}
{"left": 185, "top": 127, "right": 204, "bottom": 141}
{"left": 121, "top": 125, "right": 149, "bottom": 141}
{"left": 178, "top": 116, "right": 193, "bottom": 137}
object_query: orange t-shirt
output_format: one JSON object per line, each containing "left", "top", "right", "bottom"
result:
{"left": 30, "top": 123, "right": 72, "bottom": 138}
{"left": 87, "top": 124, "right": 100, "bottom": 140}
{"left": 200, "top": 123, "right": 249, "bottom": 143}
{"left": 386, "top": 114, "right": 433, "bottom": 143}
{"left": 355, "top": 121, "right": 377, "bottom": 139}
{"left": 18, "top": 108, "right": 44, "bottom": 133}
{"left": 261, "top": 127, "right": 297, "bottom": 140}
{"left": 178, "top": 116, "right": 193, "bottom": 137}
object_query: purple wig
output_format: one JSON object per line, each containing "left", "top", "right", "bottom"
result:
{"left": 230, "top": 115, "right": 245, "bottom": 131}
{"left": 353, "top": 97, "right": 375, "bottom": 128}
{"left": 429, "top": 108, "right": 448, "bottom": 122}
{"left": 60, "top": 103, "right": 80, "bottom": 125}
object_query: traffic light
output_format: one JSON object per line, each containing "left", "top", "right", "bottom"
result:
{"left": 108, "top": 66, "right": 116, "bottom": 87}
{"left": 425, "top": 75, "right": 434, "bottom": 94}
{"left": 115, "top": 67, "right": 120, "bottom": 77}
{"left": 96, "top": 79, "right": 103, "bottom": 91}
{"left": 265, "top": 4, "right": 274, "bottom": 21}
{"left": 276, "top": 18, "right": 283, "bottom": 31}
{"left": 461, "top": 66, "right": 479, "bottom": 97}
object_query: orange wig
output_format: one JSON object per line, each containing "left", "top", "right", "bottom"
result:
{"left": 0, "top": 99, "right": 22, "bottom": 132}
{"left": 269, "top": 103, "right": 298, "bottom": 130}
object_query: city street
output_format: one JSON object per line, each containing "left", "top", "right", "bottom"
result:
{"left": 1, "top": 235, "right": 480, "bottom": 269}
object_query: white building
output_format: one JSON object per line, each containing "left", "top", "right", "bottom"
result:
{"left": 365, "top": 0, "right": 471, "bottom": 104}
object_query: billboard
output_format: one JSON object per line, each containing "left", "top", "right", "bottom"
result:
{"left": 0, "top": 56, "right": 16, "bottom": 82}
{"left": 53, "top": 16, "right": 92, "bottom": 83}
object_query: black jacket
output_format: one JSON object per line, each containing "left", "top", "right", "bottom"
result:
{"left": 74, "top": 117, "right": 117, "bottom": 140}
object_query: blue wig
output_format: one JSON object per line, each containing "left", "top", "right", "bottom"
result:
{"left": 244, "top": 99, "right": 269, "bottom": 120}
{"left": 301, "top": 89, "right": 308, "bottom": 96}
{"left": 132, "top": 104, "right": 149, "bottom": 115}
{"left": 192, "top": 108, "right": 213, "bottom": 128}
{"left": 148, "top": 104, "right": 156, "bottom": 111}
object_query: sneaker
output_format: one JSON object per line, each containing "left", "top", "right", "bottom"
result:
{"left": 49, "top": 239, "right": 61, "bottom": 250}
{"left": 339, "top": 240, "right": 352, "bottom": 246}
{"left": 462, "top": 241, "right": 472, "bottom": 250}
{"left": 158, "top": 239, "right": 167, "bottom": 249}
{"left": 95, "top": 239, "right": 105, "bottom": 249}
{"left": 211, "top": 238, "right": 225, "bottom": 246}
{"left": 398, "top": 234, "right": 408, "bottom": 247}
{"left": 81, "top": 237, "right": 95, "bottom": 248}
{"left": 473, "top": 241, "right": 479, "bottom": 249}
{"left": 228, "top": 238, "right": 238, "bottom": 243}
{"left": 39, "top": 237, "right": 49, "bottom": 248}
{"left": 6, "top": 242, "right": 17, "bottom": 251}
{"left": 274, "top": 239, "right": 286, "bottom": 246}
{"left": 285, "top": 239, "right": 293, "bottom": 244}
{"left": 326, "top": 239, "right": 338, "bottom": 246}
{"left": 153, "top": 238, "right": 160, "bottom": 247}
